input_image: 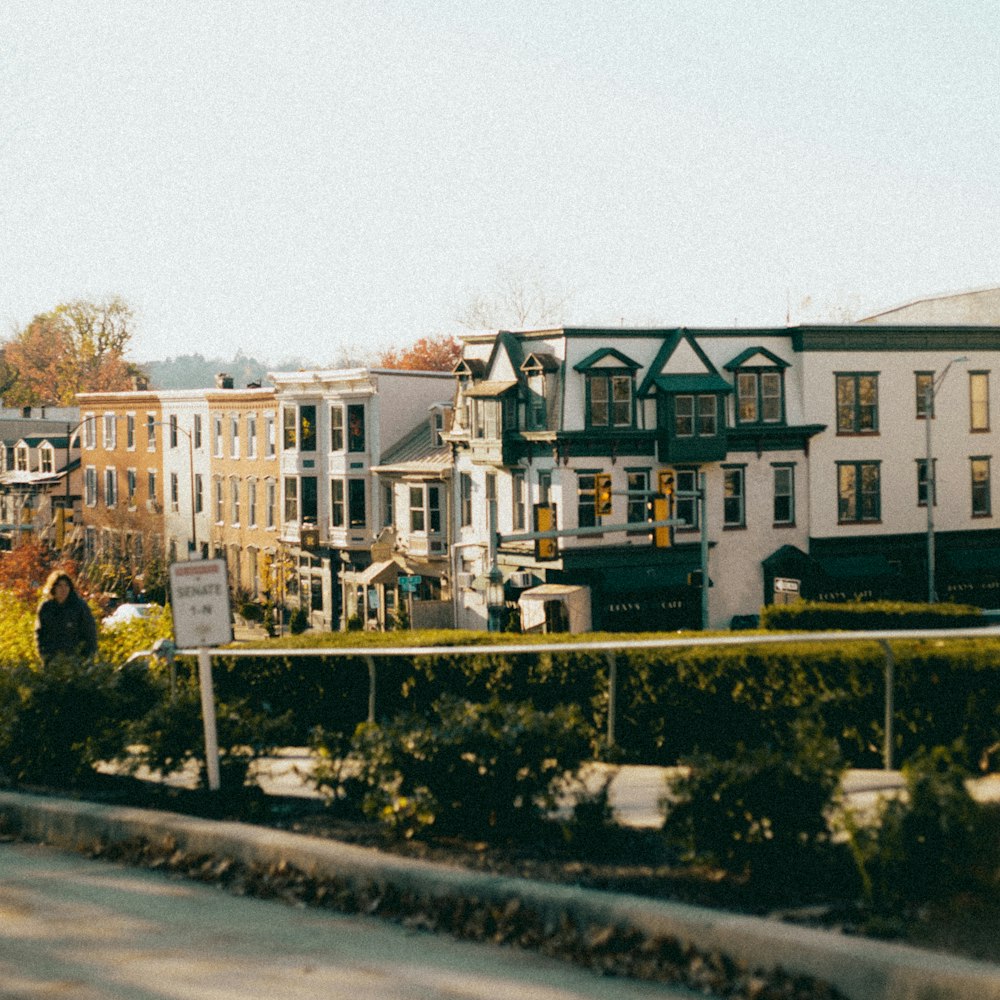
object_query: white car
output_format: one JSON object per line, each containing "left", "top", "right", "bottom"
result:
{"left": 102, "top": 603, "right": 162, "bottom": 628}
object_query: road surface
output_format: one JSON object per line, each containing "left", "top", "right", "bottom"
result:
{"left": 0, "top": 840, "right": 694, "bottom": 1000}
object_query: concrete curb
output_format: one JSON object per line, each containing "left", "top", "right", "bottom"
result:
{"left": 2, "top": 790, "right": 998, "bottom": 1000}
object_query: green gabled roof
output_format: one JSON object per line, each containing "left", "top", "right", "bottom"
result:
{"left": 650, "top": 373, "right": 733, "bottom": 394}
{"left": 637, "top": 332, "right": 728, "bottom": 397}
{"left": 723, "top": 346, "right": 790, "bottom": 370}
{"left": 573, "top": 347, "right": 642, "bottom": 372}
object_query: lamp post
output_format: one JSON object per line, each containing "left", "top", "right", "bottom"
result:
{"left": 925, "top": 357, "right": 967, "bottom": 604}
{"left": 486, "top": 492, "right": 505, "bottom": 632}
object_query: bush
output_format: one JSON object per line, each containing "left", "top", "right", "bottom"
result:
{"left": 844, "top": 744, "right": 988, "bottom": 912}
{"left": 664, "top": 721, "right": 847, "bottom": 892}
{"left": 311, "top": 695, "right": 594, "bottom": 840}
{"left": 289, "top": 607, "right": 309, "bottom": 634}
{"left": 760, "top": 600, "right": 984, "bottom": 632}
{"left": 0, "top": 656, "right": 158, "bottom": 787}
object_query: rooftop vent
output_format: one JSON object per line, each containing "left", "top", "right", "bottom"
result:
{"left": 215, "top": 373, "right": 234, "bottom": 389}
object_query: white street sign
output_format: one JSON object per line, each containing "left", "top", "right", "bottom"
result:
{"left": 774, "top": 577, "right": 801, "bottom": 593}
{"left": 169, "top": 559, "right": 233, "bottom": 649}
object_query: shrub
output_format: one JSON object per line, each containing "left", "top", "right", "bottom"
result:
{"left": 289, "top": 607, "right": 309, "bottom": 634}
{"left": 0, "top": 656, "right": 158, "bottom": 787}
{"left": 311, "top": 695, "right": 594, "bottom": 840}
{"left": 760, "top": 600, "right": 983, "bottom": 632}
{"left": 664, "top": 721, "right": 847, "bottom": 892}
{"left": 844, "top": 744, "right": 988, "bottom": 912}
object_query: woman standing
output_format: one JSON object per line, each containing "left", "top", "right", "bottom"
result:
{"left": 34, "top": 570, "right": 98, "bottom": 666}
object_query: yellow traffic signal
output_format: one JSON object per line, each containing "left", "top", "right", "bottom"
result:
{"left": 651, "top": 494, "right": 671, "bottom": 548}
{"left": 658, "top": 470, "right": 675, "bottom": 497}
{"left": 533, "top": 503, "right": 558, "bottom": 561}
{"left": 594, "top": 473, "right": 613, "bottom": 517}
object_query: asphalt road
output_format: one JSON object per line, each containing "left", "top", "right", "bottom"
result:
{"left": 0, "top": 841, "right": 696, "bottom": 1000}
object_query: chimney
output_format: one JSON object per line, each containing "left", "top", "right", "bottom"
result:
{"left": 132, "top": 374, "right": 149, "bottom": 391}
{"left": 215, "top": 373, "right": 234, "bottom": 389}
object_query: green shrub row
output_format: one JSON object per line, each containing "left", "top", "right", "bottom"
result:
{"left": 760, "top": 599, "right": 985, "bottom": 631}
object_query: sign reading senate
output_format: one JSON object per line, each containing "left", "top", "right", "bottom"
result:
{"left": 169, "top": 559, "right": 233, "bottom": 648}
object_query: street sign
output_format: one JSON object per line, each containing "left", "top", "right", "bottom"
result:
{"left": 169, "top": 559, "right": 233, "bottom": 649}
{"left": 398, "top": 575, "right": 422, "bottom": 592}
{"left": 774, "top": 577, "right": 801, "bottom": 593}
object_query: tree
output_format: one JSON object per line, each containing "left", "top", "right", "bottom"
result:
{"left": 2, "top": 297, "right": 146, "bottom": 406}
{"left": 455, "top": 262, "right": 573, "bottom": 330}
{"left": 0, "top": 537, "right": 78, "bottom": 603}
{"left": 376, "top": 333, "right": 462, "bottom": 372}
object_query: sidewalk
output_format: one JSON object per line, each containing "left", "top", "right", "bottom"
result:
{"left": 3, "top": 787, "right": 999, "bottom": 1000}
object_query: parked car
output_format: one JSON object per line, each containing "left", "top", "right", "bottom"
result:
{"left": 102, "top": 603, "right": 162, "bottom": 628}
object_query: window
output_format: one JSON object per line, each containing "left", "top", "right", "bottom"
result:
{"left": 427, "top": 485, "right": 441, "bottom": 534}
{"left": 915, "top": 372, "right": 934, "bottom": 418}
{"left": 230, "top": 414, "right": 240, "bottom": 458}
{"left": 330, "top": 478, "right": 344, "bottom": 527}
{"left": 736, "top": 371, "right": 783, "bottom": 424}
{"left": 126, "top": 414, "right": 136, "bottom": 450}
{"left": 264, "top": 413, "right": 276, "bottom": 457}
{"left": 773, "top": 464, "right": 795, "bottom": 525}
{"left": 194, "top": 473, "right": 204, "bottom": 514}
{"left": 674, "top": 469, "right": 699, "bottom": 529}
{"left": 723, "top": 466, "right": 745, "bottom": 528}
{"left": 299, "top": 405, "right": 317, "bottom": 451}
{"left": 212, "top": 414, "right": 223, "bottom": 456}
{"left": 14, "top": 444, "right": 28, "bottom": 471}
{"left": 248, "top": 479, "right": 258, "bottom": 526}
{"left": 103, "top": 413, "right": 116, "bottom": 449}
{"left": 577, "top": 472, "right": 599, "bottom": 529}
{"left": 511, "top": 469, "right": 526, "bottom": 530}
{"left": 170, "top": 472, "right": 179, "bottom": 511}
{"left": 283, "top": 406, "right": 297, "bottom": 449}
{"left": 265, "top": 478, "right": 276, "bottom": 528}
{"left": 247, "top": 413, "right": 257, "bottom": 458}
{"left": 970, "top": 372, "right": 990, "bottom": 431}
{"left": 836, "top": 374, "right": 879, "bottom": 434}
{"left": 284, "top": 478, "right": 298, "bottom": 522}
{"left": 527, "top": 372, "right": 547, "bottom": 429}
{"left": 83, "top": 414, "right": 97, "bottom": 450}
{"left": 214, "top": 477, "right": 223, "bottom": 522}
{"left": 348, "top": 478, "right": 366, "bottom": 527}
{"left": 381, "top": 482, "right": 393, "bottom": 528}
{"left": 347, "top": 404, "right": 366, "bottom": 452}
{"left": 330, "top": 406, "right": 344, "bottom": 451}
{"left": 460, "top": 472, "right": 473, "bottom": 527}
{"left": 675, "top": 395, "right": 717, "bottom": 437}
{"left": 588, "top": 374, "right": 633, "bottom": 428}
{"left": 627, "top": 470, "right": 650, "bottom": 526}
{"left": 169, "top": 415, "right": 178, "bottom": 448}
{"left": 471, "top": 398, "right": 500, "bottom": 439}
{"left": 972, "top": 458, "right": 991, "bottom": 517}
{"left": 193, "top": 414, "right": 202, "bottom": 449}
{"left": 301, "top": 476, "right": 318, "bottom": 522}
{"left": 837, "top": 461, "right": 881, "bottom": 523}
{"left": 147, "top": 470, "right": 157, "bottom": 504}
{"left": 40, "top": 445, "right": 53, "bottom": 474}
{"left": 230, "top": 477, "right": 241, "bottom": 523}
{"left": 104, "top": 468, "right": 117, "bottom": 508}
{"left": 409, "top": 486, "right": 425, "bottom": 532}
{"left": 146, "top": 413, "right": 156, "bottom": 450}
{"left": 916, "top": 459, "right": 935, "bottom": 507}
{"left": 127, "top": 468, "right": 137, "bottom": 505}
{"left": 84, "top": 466, "right": 97, "bottom": 506}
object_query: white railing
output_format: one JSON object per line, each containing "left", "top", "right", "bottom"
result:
{"left": 132, "top": 624, "right": 1000, "bottom": 789}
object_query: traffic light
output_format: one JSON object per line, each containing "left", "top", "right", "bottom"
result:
{"left": 651, "top": 494, "right": 671, "bottom": 548}
{"left": 658, "top": 470, "right": 675, "bottom": 498}
{"left": 594, "top": 473, "right": 613, "bottom": 517}
{"left": 533, "top": 503, "right": 558, "bottom": 561}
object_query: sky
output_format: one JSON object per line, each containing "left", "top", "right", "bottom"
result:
{"left": 2, "top": 2, "right": 999, "bottom": 363}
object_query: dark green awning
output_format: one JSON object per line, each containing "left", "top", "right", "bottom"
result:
{"left": 816, "top": 554, "right": 897, "bottom": 580}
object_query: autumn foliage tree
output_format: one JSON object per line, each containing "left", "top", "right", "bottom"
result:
{"left": 376, "top": 333, "right": 462, "bottom": 372}
{"left": 2, "top": 297, "right": 146, "bottom": 406}
{"left": 0, "top": 538, "right": 79, "bottom": 604}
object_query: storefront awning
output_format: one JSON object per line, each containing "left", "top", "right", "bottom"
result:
{"left": 940, "top": 548, "right": 1000, "bottom": 575}
{"left": 816, "top": 554, "right": 897, "bottom": 580}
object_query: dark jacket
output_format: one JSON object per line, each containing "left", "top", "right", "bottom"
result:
{"left": 35, "top": 592, "right": 98, "bottom": 664}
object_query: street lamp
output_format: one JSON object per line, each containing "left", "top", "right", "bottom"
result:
{"left": 925, "top": 357, "right": 967, "bottom": 603}
{"left": 486, "top": 563, "right": 505, "bottom": 632}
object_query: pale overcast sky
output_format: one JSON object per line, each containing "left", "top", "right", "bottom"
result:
{"left": 2, "top": 2, "right": 998, "bottom": 362}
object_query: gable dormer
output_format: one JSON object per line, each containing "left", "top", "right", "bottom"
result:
{"left": 520, "top": 352, "right": 560, "bottom": 431}
{"left": 573, "top": 348, "right": 641, "bottom": 431}
{"left": 724, "top": 346, "right": 790, "bottom": 426}
{"left": 639, "top": 333, "right": 731, "bottom": 462}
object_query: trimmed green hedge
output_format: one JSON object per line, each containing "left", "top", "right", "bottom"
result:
{"left": 760, "top": 599, "right": 985, "bottom": 631}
